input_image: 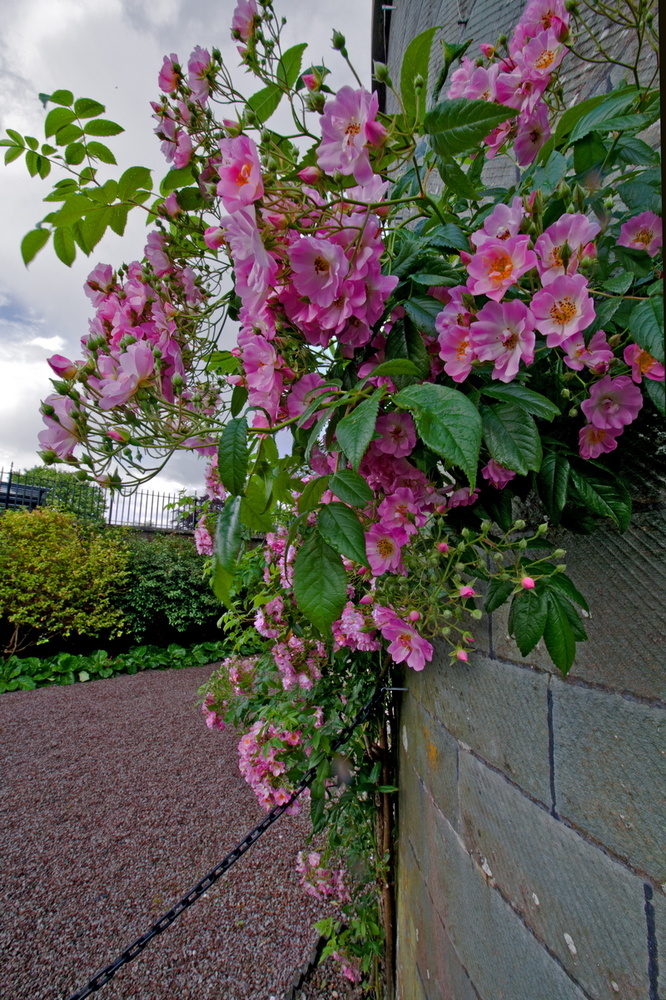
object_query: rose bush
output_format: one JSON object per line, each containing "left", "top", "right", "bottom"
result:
{"left": 3, "top": 0, "right": 661, "bottom": 989}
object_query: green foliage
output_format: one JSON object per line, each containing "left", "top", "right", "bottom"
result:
{"left": 0, "top": 640, "right": 229, "bottom": 693}
{"left": 0, "top": 508, "right": 128, "bottom": 656}
{"left": 117, "top": 533, "right": 222, "bottom": 642}
{"left": 13, "top": 465, "right": 106, "bottom": 522}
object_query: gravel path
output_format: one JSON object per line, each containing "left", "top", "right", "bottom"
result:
{"left": 0, "top": 665, "right": 325, "bottom": 1000}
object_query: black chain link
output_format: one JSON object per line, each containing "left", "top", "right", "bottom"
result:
{"left": 64, "top": 684, "right": 384, "bottom": 1000}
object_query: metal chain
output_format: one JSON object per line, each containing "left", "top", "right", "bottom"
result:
{"left": 64, "top": 684, "right": 384, "bottom": 1000}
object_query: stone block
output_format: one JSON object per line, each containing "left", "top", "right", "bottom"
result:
{"left": 459, "top": 751, "right": 650, "bottom": 999}
{"left": 400, "top": 692, "right": 459, "bottom": 828}
{"left": 407, "top": 649, "right": 551, "bottom": 804}
{"left": 490, "top": 513, "right": 666, "bottom": 702}
{"left": 552, "top": 681, "right": 666, "bottom": 882}
{"left": 425, "top": 806, "right": 589, "bottom": 1000}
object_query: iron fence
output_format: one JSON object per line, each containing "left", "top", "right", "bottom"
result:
{"left": 0, "top": 465, "right": 202, "bottom": 531}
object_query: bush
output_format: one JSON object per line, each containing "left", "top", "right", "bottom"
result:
{"left": 117, "top": 532, "right": 222, "bottom": 644}
{"left": 13, "top": 466, "right": 106, "bottom": 523}
{"left": 0, "top": 508, "right": 128, "bottom": 656}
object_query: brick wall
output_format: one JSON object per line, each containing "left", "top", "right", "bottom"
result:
{"left": 382, "top": 2, "right": 664, "bottom": 997}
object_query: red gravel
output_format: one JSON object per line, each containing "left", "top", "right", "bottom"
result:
{"left": 0, "top": 665, "right": 324, "bottom": 1000}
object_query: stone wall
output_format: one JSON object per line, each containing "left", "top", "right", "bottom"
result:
{"left": 381, "top": 2, "right": 664, "bottom": 997}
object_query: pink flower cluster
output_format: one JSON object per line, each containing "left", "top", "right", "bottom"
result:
{"left": 40, "top": 251, "right": 206, "bottom": 460}
{"left": 448, "top": 0, "right": 570, "bottom": 164}
{"left": 202, "top": 692, "right": 226, "bottom": 730}
{"left": 295, "top": 851, "right": 349, "bottom": 904}
{"left": 238, "top": 720, "right": 306, "bottom": 814}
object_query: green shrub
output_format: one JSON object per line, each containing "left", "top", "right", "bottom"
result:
{"left": 0, "top": 639, "right": 229, "bottom": 692}
{"left": 118, "top": 533, "right": 222, "bottom": 643}
{"left": 14, "top": 466, "right": 106, "bottom": 523}
{"left": 0, "top": 508, "right": 128, "bottom": 656}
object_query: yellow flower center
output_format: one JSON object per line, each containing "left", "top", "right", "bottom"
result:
{"left": 550, "top": 296, "right": 577, "bottom": 325}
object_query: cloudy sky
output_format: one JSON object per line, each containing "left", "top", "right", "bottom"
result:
{"left": 0, "top": 0, "right": 372, "bottom": 491}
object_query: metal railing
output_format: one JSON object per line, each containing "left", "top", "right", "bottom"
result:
{"left": 0, "top": 465, "right": 201, "bottom": 531}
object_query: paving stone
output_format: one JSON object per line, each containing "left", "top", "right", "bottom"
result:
{"left": 552, "top": 681, "right": 666, "bottom": 882}
{"left": 459, "top": 751, "right": 650, "bottom": 999}
{"left": 407, "top": 649, "right": 550, "bottom": 803}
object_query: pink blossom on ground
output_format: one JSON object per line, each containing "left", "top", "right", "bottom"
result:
{"left": 317, "top": 87, "right": 386, "bottom": 185}
{"left": 530, "top": 273, "right": 596, "bottom": 346}
{"left": 469, "top": 298, "right": 536, "bottom": 381}
{"left": 481, "top": 459, "right": 517, "bottom": 489}
{"left": 617, "top": 211, "right": 662, "bottom": 257}
{"left": 578, "top": 423, "right": 622, "bottom": 459}
{"left": 374, "top": 412, "right": 416, "bottom": 458}
{"left": 466, "top": 235, "right": 537, "bottom": 301}
{"left": 366, "top": 523, "right": 404, "bottom": 576}
{"left": 563, "top": 330, "right": 613, "bottom": 373}
{"left": 623, "top": 344, "right": 665, "bottom": 383}
{"left": 580, "top": 375, "right": 643, "bottom": 430}
{"left": 217, "top": 135, "right": 264, "bottom": 212}
{"left": 471, "top": 197, "right": 525, "bottom": 247}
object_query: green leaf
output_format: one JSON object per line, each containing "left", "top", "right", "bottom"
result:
{"left": 44, "top": 107, "right": 76, "bottom": 137}
{"left": 403, "top": 296, "right": 442, "bottom": 335}
{"left": 385, "top": 317, "right": 431, "bottom": 378}
{"left": 51, "top": 194, "right": 93, "bottom": 227}
{"left": 73, "top": 98, "right": 105, "bottom": 118}
{"left": 108, "top": 205, "right": 129, "bottom": 236}
{"left": 206, "top": 350, "right": 240, "bottom": 375}
{"left": 160, "top": 166, "right": 195, "bottom": 194}
{"left": 54, "top": 124, "right": 84, "bottom": 146}
{"left": 425, "top": 99, "right": 515, "bottom": 157}
{"left": 293, "top": 531, "right": 348, "bottom": 633}
{"left": 5, "top": 128, "right": 24, "bottom": 144}
{"left": 395, "top": 383, "right": 482, "bottom": 486}
{"left": 617, "top": 177, "right": 661, "bottom": 215}
{"left": 544, "top": 573, "right": 589, "bottom": 613}
{"left": 432, "top": 37, "right": 473, "bottom": 100}
{"left": 21, "top": 228, "right": 50, "bottom": 266}
{"left": 614, "top": 136, "right": 659, "bottom": 167}
{"left": 569, "top": 467, "right": 631, "bottom": 531}
{"left": 336, "top": 394, "right": 380, "bottom": 471}
{"left": 4, "top": 144, "right": 24, "bottom": 164}
{"left": 241, "top": 475, "right": 273, "bottom": 532}
{"left": 24, "top": 150, "right": 39, "bottom": 176}
{"left": 247, "top": 84, "right": 282, "bottom": 124}
{"left": 297, "top": 476, "right": 330, "bottom": 514}
{"left": 317, "top": 503, "right": 369, "bottom": 567}
{"left": 480, "top": 384, "right": 560, "bottom": 420}
{"left": 212, "top": 497, "right": 242, "bottom": 605}
{"left": 277, "top": 42, "right": 308, "bottom": 88}
{"left": 434, "top": 154, "right": 479, "bottom": 199}
{"left": 48, "top": 89, "right": 74, "bottom": 107}
{"left": 400, "top": 26, "right": 438, "bottom": 123}
{"left": 231, "top": 385, "right": 248, "bottom": 417}
{"left": 543, "top": 591, "right": 577, "bottom": 674}
{"left": 645, "top": 378, "right": 665, "bottom": 416}
{"left": 370, "top": 359, "right": 422, "bottom": 378}
{"left": 484, "top": 578, "right": 515, "bottom": 614}
{"left": 411, "top": 272, "right": 457, "bottom": 287}
{"left": 218, "top": 417, "right": 248, "bottom": 496}
{"left": 83, "top": 119, "right": 124, "bottom": 136}
{"left": 629, "top": 296, "right": 664, "bottom": 364}
{"left": 536, "top": 451, "right": 570, "bottom": 521}
{"left": 601, "top": 272, "right": 634, "bottom": 294}
{"left": 568, "top": 89, "right": 640, "bottom": 143}
{"left": 481, "top": 403, "right": 542, "bottom": 475}
{"left": 118, "top": 165, "right": 153, "bottom": 200}
{"left": 508, "top": 587, "right": 548, "bottom": 656}
{"left": 573, "top": 135, "right": 606, "bottom": 174}
{"left": 64, "top": 142, "right": 86, "bottom": 165}
{"left": 425, "top": 222, "right": 469, "bottom": 252}
{"left": 329, "top": 469, "right": 374, "bottom": 506}
{"left": 52, "top": 227, "right": 76, "bottom": 266}
{"left": 78, "top": 208, "right": 109, "bottom": 252}
{"left": 86, "top": 141, "right": 117, "bottom": 165}
{"left": 25, "top": 135, "right": 38, "bottom": 151}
